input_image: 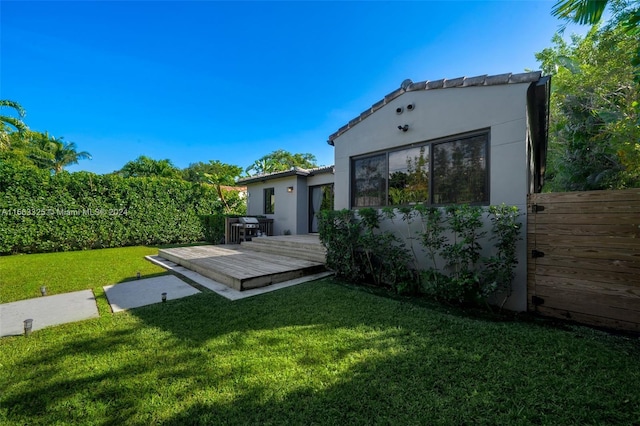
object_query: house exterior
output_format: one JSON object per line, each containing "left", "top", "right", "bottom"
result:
{"left": 237, "top": 166, "right": 335, "bottom": 236}
{"left": 237, "top": 71, "right": 549, "bottom": 311}
{"left": 327, "top": 71, "right": 550, "bottom": 311}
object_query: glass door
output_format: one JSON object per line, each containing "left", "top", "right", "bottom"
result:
{"left": 309, "top": 184, "right": 334, "bottom": 233}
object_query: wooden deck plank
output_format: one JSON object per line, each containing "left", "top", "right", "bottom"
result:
{"left": 158, "top": 243, "right": 326, "bottom": 291}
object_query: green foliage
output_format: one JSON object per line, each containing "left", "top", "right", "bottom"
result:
{"left": 552, "top": 0, "right": 639, "bottom": 82}
{"left": 117, "top": 155, "right": 182, "bottom": 179}
{"left": 245, "top": 149, "right": 317, "bottom": 176}
{"left": 552, "top": 0, "right": 609, "bottom": 25}
{"left": 0, "top": 246, "right": 166, "bottom": 303}
{"left": 482, "top": 204, "right": 523, "bottom": 307}
{"left": 1, "top": 278, "right": 638, "bottom": 425}
{"left": 357, "top": 208, "right": 413, "bottom": 291}
{"left": 0, "top": 162, "right": 236, "bottom": 254}
{"left": 317, "top": 209, "right": 363, "bottom": 283}
{"left": 320, "top": 204, "right": 523, "bottom": 306}
{"left": 199, "top": 214, "right": 226, "bottom": 244}
{"left": 0, "top": 100, "right": 28, "bottom": 150}
{"left": 537, "top": 16, "right": 640, "bottom": 190}
{"left": 185, "top": 160, "right": 245, "bottom": 213}
{"left": 26, "top": 131, "right": 92, "bottom": 174}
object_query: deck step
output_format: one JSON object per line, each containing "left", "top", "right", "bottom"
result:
{"left": 241, "top": 235, "right": 326, "bottom": 263}
{"left": 158, "top": 245, "right": 325, "bottom": 291}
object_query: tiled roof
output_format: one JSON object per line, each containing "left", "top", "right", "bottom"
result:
{"left": 237, "top": 165, "right": 334, "bottom": 185}
{"left": 327, "top": 71, "right": 543, "bottom": 145}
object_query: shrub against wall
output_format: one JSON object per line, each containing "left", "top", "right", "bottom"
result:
{"left": 318, "top": 204, "right": 521, "bottom": 306}
{"left": 0, "top": 162, "right": 231, "bottom": 254}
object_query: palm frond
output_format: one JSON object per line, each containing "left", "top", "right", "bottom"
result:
{"left": 552, "top": 0, "right": 609, "bottom": 25}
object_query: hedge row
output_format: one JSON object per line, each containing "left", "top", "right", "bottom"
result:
{"left": 0, "top": 162, "right": 234, "bottom": 254}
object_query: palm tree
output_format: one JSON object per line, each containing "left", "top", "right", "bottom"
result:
{"left": 50, "top": 137, "right": 92, "bottom": 174}
{"left": 552, "top": 0, "right": 639, "bottom": 82}
{"left": 0, "top": 100, "right": 28, "bottom": 150}
{"left": 552, "top": 0, "right": 609, "bottom": 25}
{"left": 29, "top": 132, "right": 91, "bottom": 173}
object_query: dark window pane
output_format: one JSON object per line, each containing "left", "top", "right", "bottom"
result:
{"left": 388, "top": 146, "right": 429, "bottom": 205}
{"left": 432, "top": 135, "right": 488, "bottom": 204}
{"left": 264, "top": 188, "right": 275, "bottom": 214}
{"left": 353, "top": 154, "right": 387, "bottom": 207}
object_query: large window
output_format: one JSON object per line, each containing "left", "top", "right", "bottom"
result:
{"left": 263, "top": 188, "right": 275, "bottom": 214}
{"left": 351, "top": 132, "right": 488, "bottom": 207}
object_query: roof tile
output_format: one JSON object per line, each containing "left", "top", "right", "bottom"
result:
{"left": 485, "top": 73, "right": 512, "bottom": 85}
{"left": 407, "top": 81, "right": 427, "bottom": 91}
{"left": 384, "top": 87, "right": 405, "bottom": 103}
{"left": 463, "top": 74, "right": 488, "bottom": 86}
{"left": 327, "top": 71, "right": 544, "bottom": 145}
{"left": 443, "top": 77, "right": 465, "bottom": 88}
{"left": 426, "top": 79, "right": 445, "bottom": 89}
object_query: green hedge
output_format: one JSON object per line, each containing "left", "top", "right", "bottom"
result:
{"left": 0, "top": 162, "right": 234, "bottom": 254}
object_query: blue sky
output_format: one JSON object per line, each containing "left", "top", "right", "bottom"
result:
{"left": 1, "top": 1, "right": 579, "bottom": 175}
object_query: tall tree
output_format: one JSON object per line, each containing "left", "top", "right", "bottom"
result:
{"left": 552, "top": 0, "right": 640, "bottom": 81}
{"left": 183, "top": 160, "right": 244, "bottom": 212}
{"left": 245, "top": 149, "right": 317, "bottom": 176}
{"left": 27, "top": 132, "right": 91, "bottom": 174}
{"left": 49, "top": 137, "right": 92, "bottom": 174}
{"left": 536, "top": 20, "right": 640, "bottom": 190}
{"left": 117, "top": 156, "right": 181, "bottom": 179}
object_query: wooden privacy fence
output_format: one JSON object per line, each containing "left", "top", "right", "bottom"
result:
{"left": 527, "top": 189, "right": 640, "bottom": 332}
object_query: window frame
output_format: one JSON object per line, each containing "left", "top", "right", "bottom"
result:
{"left": 350, "top": 129, "right": 490, "bottom": 208}
{"left": 263, "top": 187, "right": 275, "bottom": 214}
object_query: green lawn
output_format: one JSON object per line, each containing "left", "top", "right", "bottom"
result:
{"left": 0, "top": 249, "right": 639, "bottom": 425}
{"left": 0, "top": 246, "right": 166, "bottom": 304}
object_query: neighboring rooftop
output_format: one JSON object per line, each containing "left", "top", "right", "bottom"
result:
{"left": 237, "top": 165, "right": 335, "bottom": 185}
{"left": 327, "top": 71, "right": 544, "bottom": 145}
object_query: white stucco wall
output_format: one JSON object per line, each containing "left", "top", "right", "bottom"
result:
{"left": 332, "top": 83, "right": 532, "bottom": 311}
{"left": 245, "top": 170, "right": 335, "bottom": 236}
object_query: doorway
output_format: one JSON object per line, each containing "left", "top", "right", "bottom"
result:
{"left": 309, "top": 184, "right": 334, "bottom": 233}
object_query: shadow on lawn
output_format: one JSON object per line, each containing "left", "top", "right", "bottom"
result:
{"left": 2, "top": 281, "right": 639, "bottom": 425}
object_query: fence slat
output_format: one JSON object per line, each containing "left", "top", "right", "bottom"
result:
{"left": 528, "top": 189, "right": 640, "bottom": 332}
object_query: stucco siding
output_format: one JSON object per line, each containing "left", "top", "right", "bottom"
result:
{"left": 331, "top": 82, "right": 532, "bottom": 311}
{"left": 246, "top": 176, "right": 298, "bottom": 235}
{"left": 333, "top": 83, "right": 530, "bottom": 210}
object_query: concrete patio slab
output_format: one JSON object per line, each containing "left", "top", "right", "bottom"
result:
{"left": 104, "top": 275, "right": 200, "bottom": 313}
{"left": 0, "top": 290, "right": 99, "bottom": 337}
{"left": 147, "top": 255, "right": 333, "bottom": 301}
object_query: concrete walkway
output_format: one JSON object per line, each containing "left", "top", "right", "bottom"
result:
{"left": 0, "top": 290, "right": 99, "bottom": 337}
{"left": 1, "top": 258, "right": 333, "bottom": 337}
{"left": 103, "top": 275, "right": 200, "bottom": 312}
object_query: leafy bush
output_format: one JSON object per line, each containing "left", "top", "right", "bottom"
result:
{"left": 319, "top": 203, "right": 522, "bottom": 306}
{"left": 0, "top": 161, "right": 241, "bottom": 254}
{"left": 318, "top": 209, "right": 363, "bottom": 283}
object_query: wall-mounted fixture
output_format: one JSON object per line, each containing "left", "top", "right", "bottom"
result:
{"left": 398, "top": 124, "right": 409, "bottom": 132}
{"left": 396, "top": 106, "right": 404, "bottom": 115}
{"left": 406, "top": 103, "right": 415, "bottom": 111}
{"left": 287, "top": 186, "right": 294, "bottom": 193}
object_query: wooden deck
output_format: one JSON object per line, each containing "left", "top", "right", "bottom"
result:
{"left": 158, "top": 240, "right": 326, "bottom": 291}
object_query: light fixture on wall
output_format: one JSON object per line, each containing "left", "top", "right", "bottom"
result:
{"left": 287, "top": 186, "right": 294, "bottom": 193}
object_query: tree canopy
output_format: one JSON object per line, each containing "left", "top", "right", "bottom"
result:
{"left": 183, "top": 160, "right": 244, "bottom": 213}
{"left": 0, "top": 100, "right": 28, "bottom": 150}
{"left": 116, "top": 156, "right": 182, "bottom": 179}
{"left": 245, "top": 149, "right": 318, "bottom": 176}
{"left": 552, "top": 0, "right": 639, "bottom": 82}
{"left": 1, "top": 102, "right": 92, "bottom": 174}
{"left": 537, "top": 16, "right": 640, "bottom": 190}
